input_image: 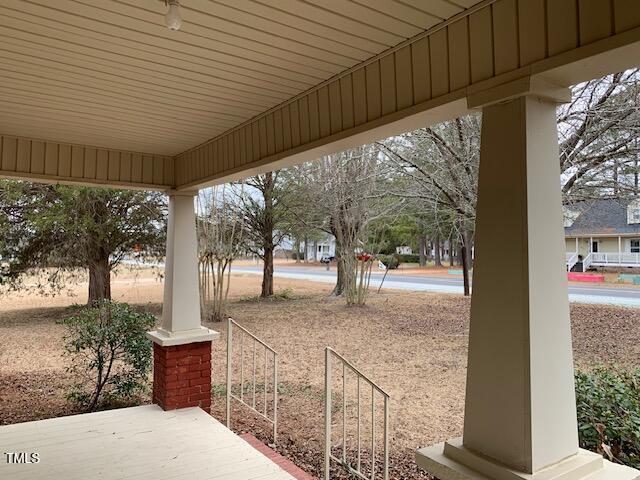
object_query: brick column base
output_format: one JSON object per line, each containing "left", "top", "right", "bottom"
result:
{"left": 152, "top": 341, "right": 212, "bottom": 413}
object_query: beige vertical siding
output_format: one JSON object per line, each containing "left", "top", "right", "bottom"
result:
{"left": 174, "top": 0, "right": 640, "bottom": 189}
{"left": 0, "top": 135, "right": 173, "bottom": 188}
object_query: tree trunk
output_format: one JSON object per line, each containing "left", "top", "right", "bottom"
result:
{"left": 303, "top": 235, "right": 309, "bottom": 263}
{"left": 88, "top": 255, "right": 111, "bottom": 304}
{"left": 434, "top": 236, "right": 442, "bottom": 267}
{"left": 449, "top": 234, "right": 455, "bottom": 267}
{"left": 295, "top": 237, "right": 301, "bottom": 263}
{"left": 332, "top": 250, "right": 346, "bottom": 296}
{"left": 261, "top": 171, "right": 275, "bottom": 298}
{"left": 262, "top": 247, "right": 274, "bottom": 297}
{"left": 418, "top": 235, "right": 427, "bottom": 267}
{"left": 461, "top": 232, "right": 470, "bottom": 297}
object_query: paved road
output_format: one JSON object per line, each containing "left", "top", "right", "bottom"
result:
{"left": 233, "top": 265, "right": 640, "bottom": 308}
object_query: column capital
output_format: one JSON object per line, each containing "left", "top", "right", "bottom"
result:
{"left": 467, "top": 76, "right": 570, "bottom": 109}
{"left": 167, "top": 189, "right": 199, "bottom": 197}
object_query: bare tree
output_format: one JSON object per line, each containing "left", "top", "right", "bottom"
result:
{"left": 378, "top": 115, "right": 481, "bottom": 295}
{"left": 197, "top": 186, "right": 244, "bottom": 322}
{"left": 232, "top": 172, "right": 284, "bottom": 298}
{"left": 288, "top": 146, "right": 400, "bottom": 305}
{"left": 559, "top": 70, "right": 640, "bottom": 201}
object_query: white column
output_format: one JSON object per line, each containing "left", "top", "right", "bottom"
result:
{"left": 417, "top": 78, "right": 640, "bottom": 480}
{"left": 619, "top": 236, "right": 622, "bottom": 263}
{"left": 575, "top": 237, "right": 578, "bottom": 253}
{"left": 148, "top": 191, "right": 217, "bottom": 346}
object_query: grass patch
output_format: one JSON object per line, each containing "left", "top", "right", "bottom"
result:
{"left": 238, "top": 288, "right": 305, "bottom": 303}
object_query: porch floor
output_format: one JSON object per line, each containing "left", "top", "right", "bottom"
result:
{"left": 0, "top": 404, "right": 295, "bottom": 480}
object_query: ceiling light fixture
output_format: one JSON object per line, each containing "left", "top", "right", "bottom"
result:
{"left": 164, "top": 0, "right": 182, "bottom": 31}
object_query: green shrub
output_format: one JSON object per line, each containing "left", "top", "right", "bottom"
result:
{"left": 58, "top": 300, "right": 156, "bottom": 412}
{"left": 575, "top": 366, "right": 640, "bottom": 467}
{"left": 396, "top": 253, "right": 420, "bottom": 263}
{"left": 378, "top": 254, "right": 399, "bottom": 269}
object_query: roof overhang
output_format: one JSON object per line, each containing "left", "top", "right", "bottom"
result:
{"left": 2, "top": 0, "right": 640, "bottom": 190}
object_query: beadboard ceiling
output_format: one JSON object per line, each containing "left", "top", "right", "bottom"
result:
{"left": 0, "top": 0, "right": 482, "bottom": 155}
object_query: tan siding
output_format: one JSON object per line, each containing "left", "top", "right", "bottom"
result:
{"left": 83, "top": 147, "right": 96, "bottom": 179}
{"left": 352, "top": 68, "right": 368, "bottom": 126}
{"left": 273, "top": 109, "right": 284, "bottom": 153}
{"left": 281, "top": 105, "right": 292, "bottom": 151}
{"left": 298, "top": 96, "right": 311, "bottom": 145}
{"left": 58, "top": 144, "right": 71, "bottom": 178}
{"left": 429, "top": 28, "right": 449, "bottom": 97}
{"left": 469, "top": 7, "right": 494, "bottom": 82}
{"left": 492, "top": 0, "right": 519, "bottom": 74}
{"left": 614, "top": 0, "right": 640, "bottom": 33}
{"left": 108, "top": 150, "right": 120, "bottom": 181}
{"left": 380, "top": 54, "right": 397, "bottom": 115}
{"left": 289, "top": 101, "right": 301, "bottom": 147}
{"left": 340, "top": 75, "right": 354, "bottom": 129}
{"left": 411, "top": 37, "right": 431, "bottom": 103}
{"left": 2, "top": 136, "right": 17, "bottom": 172}
{"left": 579, "top": 0, "right": 613, "bottom": 44}
{"left": 308, "top": 91, "right": 321, "bottom": 141}
{"left": 131, "top": 153, "right": 142, "bottom": 183}
{"left": 395, "top": 46, "right": 413, "bottom": 110}
{"left": 71, "top": 145, "right": 84, "bottom": 178}
{"left": 120, "top": 152, "right": 132, "bottom": 182}
{"left": 16, "top": 138, "right": 31, "bottom": 173}
{"left": 265, "top": 113, "right": 276, "bottom": 157}
{"left": 31, "top": 140, "right": 45, "bottom": 175}
{"left": 518, "top": 0, "right": 547, "bottom": 65}
{"left": 448, "top": 17, "right": 471, "bottom": 91}
{"left": 365, "top": 61, "right": 382, "bottom": 121}
{"left": 153, "top": 155, "right": 163, "bottom": 184}
{"left": 142, "top": 155, "right": 154, "bottom": 184}
{"left": 317, "top": 85, "right": 331, "bottom": 138}
{"left": 173, "top": 0, "right": 640, "bottom": 189}
{"left": 251, "top": 123, "right": 260, "bottom": 162}
{"left": 547, "top": 0, "right": 579, "bottom": 55}
{"left": 258, "top": 116, "right": 268, "bottom": 158}
{"left": 328, "top": 81, "right": 342, "bottom": 134}
{"left": 44, "top": 142, "right": 58, "bottom": 176}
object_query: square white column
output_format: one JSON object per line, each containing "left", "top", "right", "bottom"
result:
{"left": 417, "top": 79, "right": 639, "bottom": 480}
{"left": 148, "top": 191, "right": 217, "bottom": 347}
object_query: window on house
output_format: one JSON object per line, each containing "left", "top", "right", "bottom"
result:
{"left": 633, "top": 209, "right": 640, "bottom": 223}
{"left": 631, "top": 240, "right": 640, "bottom": 253}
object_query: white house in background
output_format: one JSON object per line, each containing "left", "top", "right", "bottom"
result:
{"left": 565, "top": 198, "right": 640, "bottom": 271}
{"left": 396, "top": 245, "right": 413, "bottom": 255}
{"left": 305, "top": 234, "right": 337, "bottom": 261}
{"left": 277, "top": 233, "right": 337, "bottom": 261}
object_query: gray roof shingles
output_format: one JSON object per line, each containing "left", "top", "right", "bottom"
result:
{"left": 564, "top": 198, "right": 640, "bottom": 236}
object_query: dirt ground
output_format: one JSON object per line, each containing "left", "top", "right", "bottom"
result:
{"left": 1, "top": 269, "right": 639, "bottom": 479}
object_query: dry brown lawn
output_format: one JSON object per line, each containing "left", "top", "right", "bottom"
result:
{"left": 1, "top": 269, "right": 639, "bottom": 479}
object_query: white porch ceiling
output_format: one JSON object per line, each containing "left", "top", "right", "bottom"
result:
{"left": 0, "top": 0, "right": 482, "bottom": 156}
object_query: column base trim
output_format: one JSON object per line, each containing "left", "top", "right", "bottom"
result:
{"left": 147, "top": 327, "right": 219, "bottom": 346}
{"left": 416, "top": 438, "right": 640, "bottom": 480}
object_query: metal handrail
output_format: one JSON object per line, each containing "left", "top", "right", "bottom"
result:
{"left": 324, "top": 347, "right": 390, "bottom": 480}
{"left": 226, "top": 318, "right": 278, "bottom": 444}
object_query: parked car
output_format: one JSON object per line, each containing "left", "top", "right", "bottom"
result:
{"left": 320, "top": 255, "right": 335, "bottom": 264}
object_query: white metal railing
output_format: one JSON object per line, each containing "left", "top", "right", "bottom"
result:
{"left": 591, "top": 252, "right": 640, "bottom": 265}
{"left": 581, "top": 253, "right": 592, "bottom": 272}
{"left": 324, "top": 347, "right": 390, "bottom": 480}
{"left": 226, "top": 318, "right": 278, "bottom": 444}
{"left": 565, "top": 252, "right": 578, "bottom": 271}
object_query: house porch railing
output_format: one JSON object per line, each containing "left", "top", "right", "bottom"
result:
{"left": 591, "top": 252, "right": 640, "bottom": 266}
{"left": 565, "top": 252, "right": 578, "bottom": 271}
{"left": 226, "top": 318, "right": 278, "bottom": 444}
{"left": 324, "top": 347, "right": 390, "bottom": 480}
